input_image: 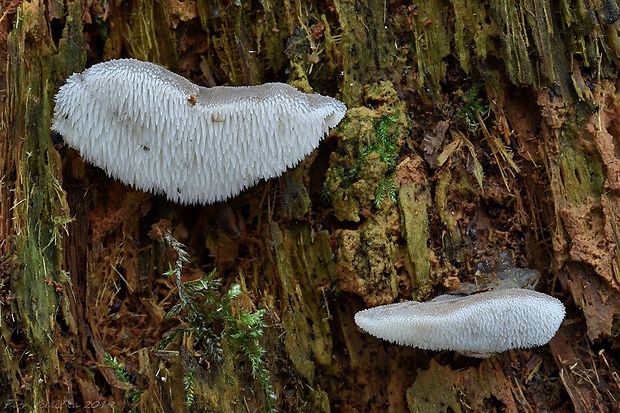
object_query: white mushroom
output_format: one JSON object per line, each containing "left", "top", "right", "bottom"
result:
{"left": 354, "top": 289, "right": 565, "bottom": 357}
{"left": 52, "top": 59, "right": 347, "bottom": 205}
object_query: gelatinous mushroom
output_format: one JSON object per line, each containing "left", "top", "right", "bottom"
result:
{"left": 354, "top": 289, "right": 565, "bottom": 357}
{"left": 52, "top": 59, "right": 347, "bottom": 204}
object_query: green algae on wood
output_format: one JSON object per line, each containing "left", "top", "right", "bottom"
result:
{"left": 435, "top": 169, "right": 465, "bottom": 261}
{"left": 332, "top": 0, "right": 400, "bottom": 104}
{"left": 54, "top": 1, "right": 87, "bottom": 80}
{"left": 557, "top": 140, "right": 605, "bottom": 204}
{"left": 281, "top": 166, "right": 313, "bottom": 220}
{"left": 398, "top": 185, "right": 432, "bottom": 300}
{"left": 197, "top": 0, "right": 268, "bottom": 85}
{"left": 8, "top": 0, "right": 74, "bottom": 355}
{"left": 543, "top": 82, "right": 620, "bottom": 338}
{"left": 4, "top": 0, "right": 84, "bottom": 410}
{"left": 407, "top": 359, "right": 519, "bottom": 413}
{"left": 335, "top": 216, "right": 400, "bottom": 306}
{"left": 452, "top": 0, "right": 499, "bottom": 75}
{"left": 269, "top": 223, "right": 334, "bottom": 383}
{"left": 409, "top": 0, "right": 451, "bottom": 101}
{"left": 126, "top": 0, "right": 178, "bottom": 64}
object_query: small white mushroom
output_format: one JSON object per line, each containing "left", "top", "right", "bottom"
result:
{"left": 354, "top": 289, "right": 565, "bottom": 357}
{"left": 52, "top": 59, "right": 347, "bottom": 204}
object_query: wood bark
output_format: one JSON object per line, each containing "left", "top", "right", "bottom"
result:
{"left": 1, "top": 0, "right": 620, "bottom": 412}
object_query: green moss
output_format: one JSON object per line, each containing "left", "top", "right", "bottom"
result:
{"left": 324, "top": 82, "right": 408, "bottom": 222}
{"left": 104, "top": 353, "right": 132, "bottom": 383}
{"left": 374, "top": 114, "right": 401, "bottom": 168}
{"left": 374, "top": 175, "right": 397, "bottom": 208}
{"left": 159, "top": 232, "right": 276, "bottom": 412}
{"left": 182, "top": 369, "right": 195, "bottom": 410}
{"left": 457, "top": 83, "right": 490, "bottom": 131}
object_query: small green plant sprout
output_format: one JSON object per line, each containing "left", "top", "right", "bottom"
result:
{"left": 457, "top": 83, "right": 490, "bottom": 131}
{"left": 349, "top": 114, "right": 400, "bottom": 179}
{"left": 183, "top": 369, "right": 195, "bottom": 410}
{"left": 372, "top": 115, "right": 400, "bottom": 207}
{"left": 104, "top": 352, "right": 131, "bottom": 383}
{"left": 104, "top": 352, "right": 142, "bottom": 411}
{"left": 455, "top": 83, "right": 519, "bottom": 189}
{"left": 374, "top": 114, "right": 400, "bottom": 168}
{"left": 374, "top": 175, "right": 397, "bottom": 207}
{"left": 158, "top": 230, "right": 276, "bottom": 412}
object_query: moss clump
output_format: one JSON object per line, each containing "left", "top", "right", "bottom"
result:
{"left": 324, "top": 82, "right": 408, "bottom": 222}
{"left": 159, "top": 231, "right": 275, "bottom": 412}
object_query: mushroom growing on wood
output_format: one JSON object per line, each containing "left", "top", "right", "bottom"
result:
{"left": 354, "top": 289, "right": 565, "bottom": 357}
{"left": 52, "top": 59, "right": 347, "bottom": 205}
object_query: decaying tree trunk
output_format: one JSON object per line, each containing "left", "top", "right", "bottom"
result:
{"left": 1, "top": 0, "right": 620, "bottom": 412}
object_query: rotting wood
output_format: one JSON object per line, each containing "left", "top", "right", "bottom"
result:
{"left": 1, "top": 0, "right": 620, "bottom": 411}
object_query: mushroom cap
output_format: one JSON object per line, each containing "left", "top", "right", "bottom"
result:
{"left": 52, "top": 59, "right": 347, "bottom": 204}
{"left": 354, "top": 289, "right": 565, "bottom": 357}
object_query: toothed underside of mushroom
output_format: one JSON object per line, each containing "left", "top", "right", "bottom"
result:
{"left": 52, "top": 59, "right": 347, "bottom": 205}
{"left": 354, "top": 289, "right": 565, "bottom": 357}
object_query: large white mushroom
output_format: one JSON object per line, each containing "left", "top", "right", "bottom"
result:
{"left": 52, "top": 59, "right": 347, "bottom": 205}
{"left": 354, "top": 289, "right": 565, "bottom": 357}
